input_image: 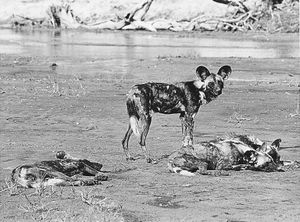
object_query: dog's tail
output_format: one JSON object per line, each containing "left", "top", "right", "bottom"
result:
{"left": 129, "top": 116, "right": 140, "bottom": 137}
{"left": 11, "top": 168, "right": 17, "bottom": 183}
{"left": 167, "top": 162, "right": 195, "bottom": 176}
{"left": 126, "top": 97, "right": 141, "bottom": 137}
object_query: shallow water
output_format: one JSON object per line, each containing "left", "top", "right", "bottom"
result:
{"left": 0, "top": 29, "right": 298, "bottom": 60}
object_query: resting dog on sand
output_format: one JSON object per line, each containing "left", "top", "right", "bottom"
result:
{"left": 168, "top": 134, "right": 294, "bottom": 176}
{"left": 11, "top": 151, "right": 108, "bottom": 188}
{"left": 122, "top": 65, "right": 231, "bottom": 163}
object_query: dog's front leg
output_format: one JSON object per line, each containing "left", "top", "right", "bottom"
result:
{"left": 179, "top": 113, "right": 186, "bottom": 137}
{"left": 180, "top": 114, "right": 189, "bottom": 146}
{"left": 182, "top": 114, "right": 194, "bottom": 146}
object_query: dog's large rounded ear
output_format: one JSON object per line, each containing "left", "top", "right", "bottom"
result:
{"left": 196, "top": 66, "right": 210, "bottom": 81}
{"left": 271, "top": 139, "right": 282, "bottom": 149}
{"left": 218, "top": 65, "right": 232, "bottom": 80}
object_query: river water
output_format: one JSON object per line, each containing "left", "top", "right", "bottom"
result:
{"left": 0, "top": 29, "right": 298, "bottom": 60}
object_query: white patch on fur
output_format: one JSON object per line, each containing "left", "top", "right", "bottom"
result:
{"left": 64, "top": 154, "right": 78, "bottom": 160}
{"left": 18, "top": 168, "right": 30, "bottom": 188}
{"left": 130, "top": 116, "right": 140, "bottom": 136}
{"left": 43, "top": 178, "right": 65, "bottom": 187}
{"left": 222, "top": 139, "right": 254, "bottom": 154}
{"left": 212, "top": 142, "right": 232, "bottom": 155}
{"left": 234, "top": 143, "right": 255, "bottom": 154}
{"left": 19, "top": 168, "right": 27, "bottom": 179}
{"left": 174, "top": 167, "right": 195, "bottom": 176}
{"left": 193, "top": 80, "right": 205, "bottom": 89}
{"left": 215, "top": 75, "right": 223, "bottom": 82}
{"left": 248, "top": 135, "right": 264, "bottom": 146}
{"left": 254, "top": 152, "right": 274, "bottom": 167}
{"left": 199, "top": 91, "right": 206, "bottom": 104}
{"left": 168, "top": 163, "right": 195, "bottom": 176}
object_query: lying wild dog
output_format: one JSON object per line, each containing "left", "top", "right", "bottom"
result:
{"left": 11, "top": 151, "right": 108, "bottom": 188}
{"left": 122, "top": 65, "right": 232, "bottom": 163}
{"left": 168, "top": 134, "right": 284, "bottom": 176}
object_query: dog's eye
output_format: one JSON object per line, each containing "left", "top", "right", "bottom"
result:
{"left": 208, "top": 82, "right": 215, "bottom": 88}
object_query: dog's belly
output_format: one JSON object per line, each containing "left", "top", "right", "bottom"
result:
{"left": 152, "top": 101, "right": 184, "bottom": 114}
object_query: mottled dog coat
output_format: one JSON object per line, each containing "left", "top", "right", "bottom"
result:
{"left": 122, "top": 65, "right": 232, "bottom": 162}
{"left": 168, "top": 134, "right": 282, "bottom": 176}
{"left": 11, "top": 151, "right": 108, "bottom": 188}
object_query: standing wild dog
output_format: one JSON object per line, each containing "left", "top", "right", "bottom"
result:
{"left": 122, "top": 65, "right": 232, "bottom": 163}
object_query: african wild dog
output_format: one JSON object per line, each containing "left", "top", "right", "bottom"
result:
{"left": 11, "top": 151, "right": 108, "bottom": 188}
{"left": 168, "top": 134, "right": 283, "bottom": 176}
{"left": 122, "top": 65, "right": 232, "bottom": 163}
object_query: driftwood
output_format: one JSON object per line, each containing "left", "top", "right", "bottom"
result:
{"left": 43, "top": 0, "right": 155, "bottom": 31}
{"left": 10, "top": 15, "right": 46, "bottom": 28}
{"left": 9, "top": 0, "right": 299, "bottom": 32}
{"left": 125, "top": 0, "right": 154, "bottom": 22}
{"left": 47, "top": 4, "right": 81, "bottom": 29}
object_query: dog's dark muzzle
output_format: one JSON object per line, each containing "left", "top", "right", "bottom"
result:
{"left": 209, "top": 89, "right": 222, "bottom": 98}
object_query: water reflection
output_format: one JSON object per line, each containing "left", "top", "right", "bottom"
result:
{"left": 0, "top": 29, "right": 298, "bottom": 59}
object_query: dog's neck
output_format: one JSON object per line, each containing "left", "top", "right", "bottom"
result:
{"left": 193, "top": 79, "right": 205, "bottom": 90}
{"left": 193, "top": 80, "right": 207, "bottom": 104}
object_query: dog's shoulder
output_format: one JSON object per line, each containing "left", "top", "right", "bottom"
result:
{"left": 175, "top": 80, "right": 201, "bottom": 91}
{"left": 175, "top": 80, "right": 206, "bottom": 102}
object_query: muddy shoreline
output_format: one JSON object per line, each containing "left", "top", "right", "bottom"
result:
{"left": 0, "top": 31, "right": 299, "bottom": 221}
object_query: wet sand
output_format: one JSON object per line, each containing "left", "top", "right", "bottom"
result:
{"left": 0, "top": 30, "right": 299, "bottom": 221}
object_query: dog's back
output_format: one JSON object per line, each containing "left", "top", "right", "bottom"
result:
{"left": 126, "top": 82, "right": 187, "bottom": 114}
{"left": 11, "top": 157, "right": 106, "bottom": 188}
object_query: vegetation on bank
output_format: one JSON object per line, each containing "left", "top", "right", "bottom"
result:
{"left": 0, "top": 0, "right": 299, "bottom": 33}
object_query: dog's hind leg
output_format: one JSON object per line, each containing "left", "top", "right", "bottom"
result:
{"left": 139, "top": 114, "right": 154, "bottom": 163}
{"left": 122, "top": 124, "right": 134, "bottom": 160}
{"left": 122, "top": 92, "right": 142, "bottom": 160}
